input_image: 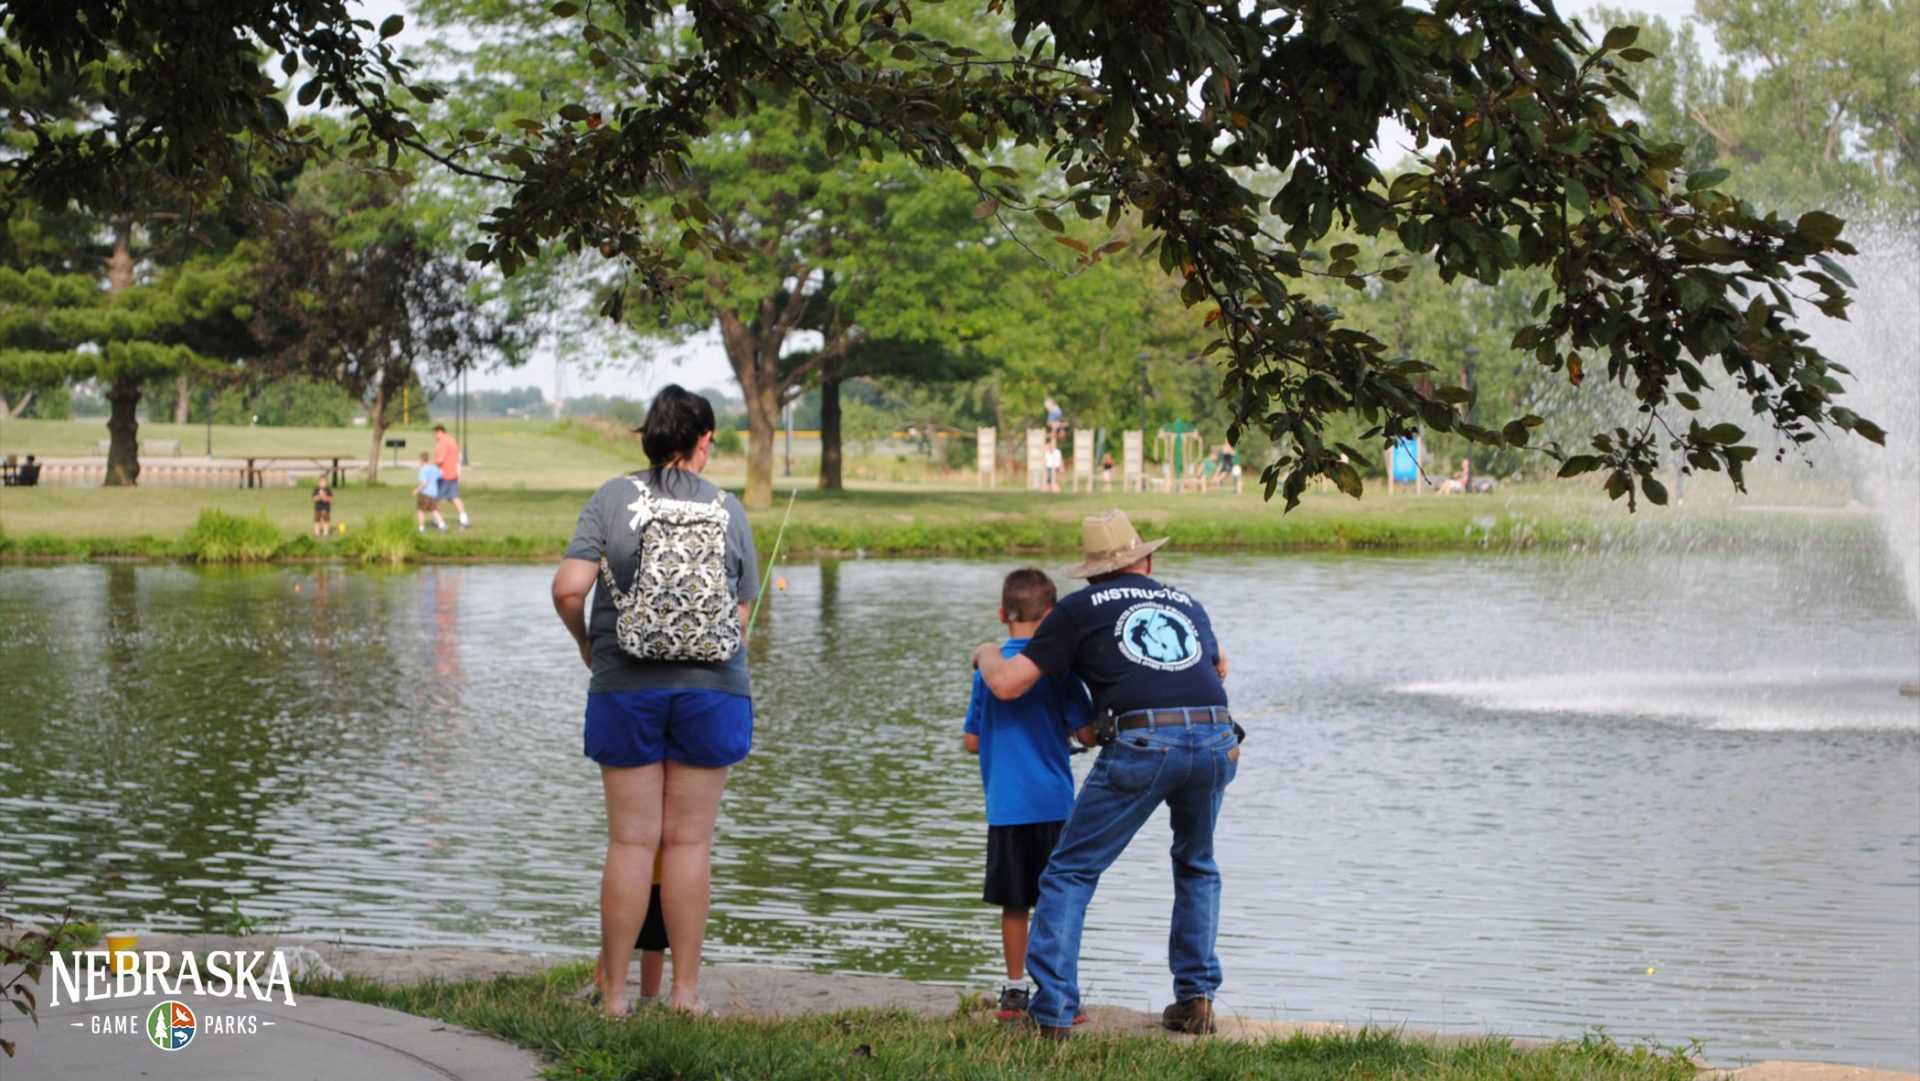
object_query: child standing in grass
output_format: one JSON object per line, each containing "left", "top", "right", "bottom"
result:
{"left": 963, "top": 568, "right": 1092, "bottom": 1022}
{"left": 414, "top": 452, "right": 448, "bottom": 534}
{"left": 311, "top": 478, "right": 333, "bottom": 537}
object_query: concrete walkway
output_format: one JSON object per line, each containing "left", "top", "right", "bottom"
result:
{"left": 8, "top": 989, "right": 544, "bottom": 1081}
{"left": 7, "top": 934, "right": 1913, "bottom": 1081}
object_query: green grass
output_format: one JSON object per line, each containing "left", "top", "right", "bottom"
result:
{"left": 0, "top": 416, "right": 652, "bottom": 491}
{"left": 333, "top": 513, "right": 421, "bottom": 565}
{"left": 182, "top": 509, "right": 284, "bottom": 563}
{"left": 0, "top": 480, "right": 1882, "bottom": 564}
{"left": 0, "top": 416, "right": 1883, "bottom": 563}
{"left": 297, "top": 963, "right": 1703, "bottom": 1081}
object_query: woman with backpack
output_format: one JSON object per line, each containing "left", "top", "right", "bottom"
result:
{"left": 550, "top": 385, "right": 759, "bottom": 1016}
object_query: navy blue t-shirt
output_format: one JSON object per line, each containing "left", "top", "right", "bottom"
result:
{"left": 1020, "top": 573, "right": 1228, "bottom": 718}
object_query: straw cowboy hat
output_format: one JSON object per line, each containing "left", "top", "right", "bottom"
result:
{"left": 1063, "top": 509, "right": 1169, "bottom": 578}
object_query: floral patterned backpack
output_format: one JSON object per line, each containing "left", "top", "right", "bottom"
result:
{"left": 598, "top": 476, "right": 742, "bottom": 662}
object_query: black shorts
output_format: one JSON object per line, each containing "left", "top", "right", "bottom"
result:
{"left": 983, "top": 821, "right": 1063, "bottom": 909}
{"left": 636, "top": 883, "right": 669, "bottom": 951}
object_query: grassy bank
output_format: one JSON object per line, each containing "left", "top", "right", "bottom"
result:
{"left": 0, "top": 481, "right": 1882, "bottom": 564}
{"left": 300, "top": 962, "right": 1701, "bottom": 1081}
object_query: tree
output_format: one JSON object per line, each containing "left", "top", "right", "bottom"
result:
{"left": 2, "top": 0, "right": 1884, "bottom": 508}
{"left": 1597, "top": 0, "right": 1918, "bottom": 216}
{"left": 0, "top": 259, "right": 252, "bottom": 484}
{"left": 0, "top": 35, "right": 266, "bottom": 478}
{"left": 248, "top": 170, "right": 511, "bottom": 483}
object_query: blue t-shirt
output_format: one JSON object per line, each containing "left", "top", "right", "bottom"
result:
{"left": 1020, "top": 574, "right": 1228, "bottom": 718}
{"left": 417, "top": 463, "right": 443, "bottom": 499}
{"left": 964, "top": 637, "right": 1090, "bottom": 826}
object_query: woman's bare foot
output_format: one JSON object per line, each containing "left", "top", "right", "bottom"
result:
{"left": 589, "top": 954, "right": 631, "bottom": 1016}
{"left": 667, "top": 993, "right": 709, "bottom": 1016}
{"left": 596, "top": 977, "right": 631, "bottom": 1017}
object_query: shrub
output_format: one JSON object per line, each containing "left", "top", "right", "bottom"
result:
{"left": 182, "top": 510, "right": 282, "bottom": 563}
{"left": 340, "top": 514, "right": 418, "bottom": 565}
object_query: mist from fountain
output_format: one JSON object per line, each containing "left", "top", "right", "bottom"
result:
{"left": 1808, "top": 223, "right": 1920, "bottom": 619}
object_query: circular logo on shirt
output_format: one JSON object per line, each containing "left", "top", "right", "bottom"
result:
{"left": 1115, "top": 603, "right": 1202, "bottom": 671}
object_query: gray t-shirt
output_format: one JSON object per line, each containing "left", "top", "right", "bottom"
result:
{"left": 564, "top": 469, "right": 759, "bottom": 696}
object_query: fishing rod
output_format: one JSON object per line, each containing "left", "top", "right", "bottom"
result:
{"left": 746, "top": 487, "right": 799, "bottom": 639}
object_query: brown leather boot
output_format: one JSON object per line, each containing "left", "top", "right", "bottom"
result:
{"left": 1161, "top": 996, "right": 1216, "bottom": 1034}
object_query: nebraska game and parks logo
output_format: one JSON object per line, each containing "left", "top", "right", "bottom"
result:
{"left": 49, "top": 948, "right": 298, "bottom": 1050}
{"left": 146, "top": 1000, "right": 196, "bottom": 1050}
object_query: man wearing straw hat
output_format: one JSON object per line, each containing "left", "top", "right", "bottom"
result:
{"left": 972, "top": 508, "right": 1238, "bottom": 1040}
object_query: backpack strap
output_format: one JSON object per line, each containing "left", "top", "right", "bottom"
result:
{"left": 623, "top": 474, "right": 657, "bottom": 533}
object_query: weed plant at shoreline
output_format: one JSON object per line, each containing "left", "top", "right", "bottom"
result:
{"left": 296, "top": 963, "right": 1705, "bottom": 1081}
{"left": 181, "top": 509, "right": 282, "bottom": 563}
{"left": 0, "top": 484, "right": 1882, "bottom": 566}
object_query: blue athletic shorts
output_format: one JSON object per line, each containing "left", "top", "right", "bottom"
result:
{"left": 584, "top": 689, "right": 753, "bottom": 768}
{"left": 438, "top": 478, "right": 462, "bottom": 500}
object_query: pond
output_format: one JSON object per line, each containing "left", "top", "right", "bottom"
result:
{"left": 1, "top": 548, "right": 1916, "bottom": 1068}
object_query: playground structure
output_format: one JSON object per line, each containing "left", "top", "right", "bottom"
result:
{"left": 973, "top": 424, "right": 1240, "bottom": 495}
{"left": 1151, "top": 423, "right": 1206, "bottom": 492}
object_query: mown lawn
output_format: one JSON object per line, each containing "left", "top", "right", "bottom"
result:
{"left": 299, "top": 963, "right": 1707, "bottom": 1081}
{"left": 1, "top": 418, "right": 1877, "bottom": 561}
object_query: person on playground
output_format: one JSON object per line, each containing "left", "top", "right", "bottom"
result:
{"left": 550, "top": 385, "right": 759, "bottom": 1017}
{"left": 972, "top": 509, "right": 1239, "bottom": 1040}
{"left": 432, "top": 424, "right": 470, "bottom": 529}
{"left": 413, "top": 452, "right": 448, "bottom": 533}
{"left": 963, "top": 568, "right": 1092, "bottom": 1023}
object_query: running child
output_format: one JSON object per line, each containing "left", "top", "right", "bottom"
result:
{"left": 414, "top": 452, "right": 448, "bottom": 533}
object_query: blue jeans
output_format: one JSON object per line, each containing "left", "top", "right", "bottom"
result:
{"left": 1025, "top": 720, "right": 1239, "bottom": 1028}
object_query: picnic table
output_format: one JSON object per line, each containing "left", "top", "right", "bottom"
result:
{"left": 243, "top": 457, "right": 349, "bottom": 489}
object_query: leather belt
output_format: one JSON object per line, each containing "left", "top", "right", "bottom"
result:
{"left": 1114, "top": 706, "right": 1233, "bottom": 732}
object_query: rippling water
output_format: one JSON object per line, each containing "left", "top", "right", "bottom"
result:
{"left": 2, "top": 549, "right": 1916, "bottom": 1068}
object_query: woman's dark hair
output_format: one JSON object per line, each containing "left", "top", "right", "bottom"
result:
{"left": 641, "top": 384, "right": 716, "bottom": 484}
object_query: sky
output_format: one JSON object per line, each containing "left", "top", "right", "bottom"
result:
{"left": 368, "top": 0, "right": 1708, "bottom": 404}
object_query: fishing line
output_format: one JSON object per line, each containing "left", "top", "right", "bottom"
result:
{"left": 746, "top": 487, "right": 799, "bottom": 639}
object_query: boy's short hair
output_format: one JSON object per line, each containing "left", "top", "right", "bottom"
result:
{"left": 1001, "top": 567, "right": 1057, "bottom": 622}
{"left": 418, "top": 451, "right": 430, "bottom": 462}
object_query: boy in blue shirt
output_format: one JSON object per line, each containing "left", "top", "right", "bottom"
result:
{"left": 413, "top": 452, "right": 448, "bottom": 533}
{"left": 964, "top": 568, "right": 1092, "bottom": 1021}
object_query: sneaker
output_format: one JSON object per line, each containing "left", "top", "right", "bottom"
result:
{"left": 994, "top": 984, "right": 1029, "bottom": 1021}
{"left": 437, "top": 523, "right": 448, "bottom": 532}
{"left": 417, "top": 526, "right": 425, "bottom": 534}
{"left": 1161, "top": 997, "right": 1216, "bottom": 1035}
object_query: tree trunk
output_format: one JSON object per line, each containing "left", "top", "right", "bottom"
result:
{"left": 365, "top": 381, "right": 388, "bottom": 485}
{"left": 818, "top": 355, "right": 844, "bottom": 492}
{"left": 105, "top": 216, "right": 136, "bottom": 292}
{"left": 102, "top": 217, "right": 143, "bottom": 485}
{"left": 174, "top": 375, "right": 191, "bottom": 424}
{"left": 719, "top": 307, "right": 782, "bottom": 511}
{"left": 743, "top": 377, "right": 780, "bottom": 510}
{"left": 105, "top": 375, "right": 142, "bottom": 486}
{"left": 1, "top": 389, "right": 33, "bottom": 419}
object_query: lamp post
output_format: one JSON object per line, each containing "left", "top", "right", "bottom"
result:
{"left": 783, "top": 398, "right": 794, "bottom": 477}
{"left": 458, "top": 364, "right": 470, "bottom": 467}
{"left": 1460, "top": 345, "right": 1478, "bottom": 420}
